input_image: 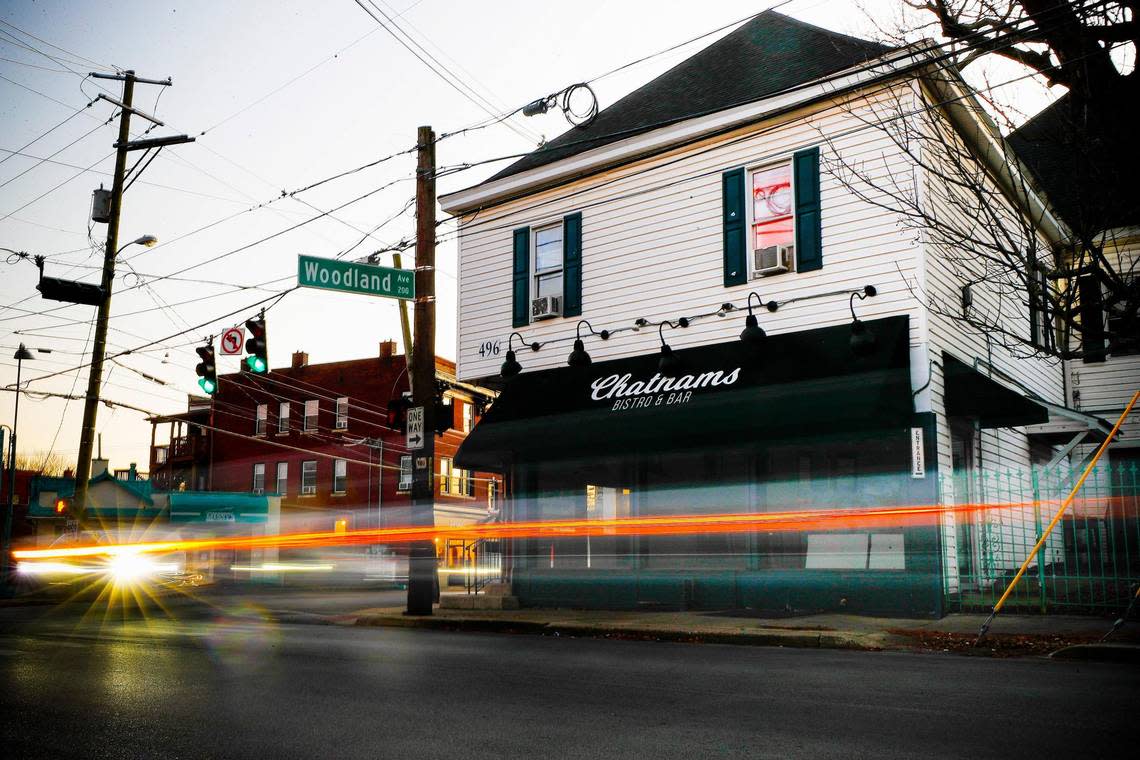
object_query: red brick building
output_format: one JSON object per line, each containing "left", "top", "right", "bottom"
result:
{"left": 150, "top": 341, "right": 501, "bottom": 535}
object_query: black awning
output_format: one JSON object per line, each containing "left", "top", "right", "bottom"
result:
{"left": 456, "top": 315, "right": 913, "bottom": 471}
{"left": 942, "top": 353, "right": 1049, "bottom": 429}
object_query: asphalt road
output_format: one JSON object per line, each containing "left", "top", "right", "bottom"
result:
{"left": 0, "top": 610, "right": 1135, "bottom": 759}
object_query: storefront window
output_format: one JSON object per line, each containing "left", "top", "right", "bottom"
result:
{"left": 516, "top": 431, "right": 912, "bottom": 575}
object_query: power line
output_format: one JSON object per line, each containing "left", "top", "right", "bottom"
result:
{"left": 433, "top": 4, "right": 1110, "bottom": 242}
{"left": 6, "top": 287, "right": 296, "bottom": 388}
{"left": 352, "top": 0, "right": 541, "bottom": 145}
{"left": 0, "top": 18, "right": 117, "bottom": 73}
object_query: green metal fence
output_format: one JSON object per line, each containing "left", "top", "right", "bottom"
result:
{"left": 941, "top": 462, "right": 1140, "bottom": 614}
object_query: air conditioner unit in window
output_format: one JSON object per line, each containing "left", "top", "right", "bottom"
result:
{"left": 752, "top": 244, "right": 794, "bottom": 278}
{"left": 301, "top": 484, "right": 316, "bottom": 495}
{"left": 531, "top": 295, "right": 562, "bottom": 320}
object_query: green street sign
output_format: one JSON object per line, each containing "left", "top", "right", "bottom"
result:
{"left": 297, "top": 254, "right": 414, "bottom": 300}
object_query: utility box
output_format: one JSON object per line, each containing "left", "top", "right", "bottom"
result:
{"left": 90, "top": 187, "right": 112, "bottom": 224}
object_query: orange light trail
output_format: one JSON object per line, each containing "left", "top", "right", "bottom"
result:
{"left": 10, "top": 498, "right": 1093, "bottom": 562}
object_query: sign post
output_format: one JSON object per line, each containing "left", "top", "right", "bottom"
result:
{"left": 406, "top": 406, "right": 425, "bottom": 451}
{"left": 297, "top": 254, "right": 414, "bottom": 300}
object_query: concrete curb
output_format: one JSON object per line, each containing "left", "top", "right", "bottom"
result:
{"left": 353, "top": 613, "right": 887, "bottom": 651}
{"left": 1049, "top": 643, "right": 1140, "bottom": 664}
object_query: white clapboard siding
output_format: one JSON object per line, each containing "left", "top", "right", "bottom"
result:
{"left": 455, "top": 86, "right": 925, "bottom": 383}
{"left": 1065, "top": 237, "right": 1140, "bottom": 446}
{"left": 910, "top": 85, "right": 1065, "bottom": 484}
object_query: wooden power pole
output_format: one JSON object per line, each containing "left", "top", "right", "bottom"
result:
{"left": 406, "top": 125, "right": 437, "bottom": 615}
{"left": 71, "top": 71, "right": 190, "bottom": 519}
{"left": 72, "top": 72, "right": 136, "bottom": 519}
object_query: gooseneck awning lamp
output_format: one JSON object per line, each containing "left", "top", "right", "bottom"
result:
{"left": 657, "top": 319, "right": 688, "bottom": 377}
{"left": 500, "top": 332, "right": 541, "bottom": 379}
{"left": 567, "top": 320, "right": 610, "bottom": 368}
{"left": 849, "top": 285, "right": 878, "bottom": 356}
{"left": 740, "top": 292, "right": 777, "bottom": 348}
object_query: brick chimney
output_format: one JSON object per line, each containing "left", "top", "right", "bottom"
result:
{"left": 291, "top": 351, "right": 309, "bottom": 369}
{"left": 379, "top": 340, "right": 397, "bottom": 359}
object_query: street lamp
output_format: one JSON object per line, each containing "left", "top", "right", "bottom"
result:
{"left": 117, "top": 235, "right": 158, "bottom": 255}
{"left": 2, "top": 344, "right": 35, "bottom": 583}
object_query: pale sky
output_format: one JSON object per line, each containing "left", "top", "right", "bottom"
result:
{"left": 0, "top": 0, "right": 1059, "bottom": 473}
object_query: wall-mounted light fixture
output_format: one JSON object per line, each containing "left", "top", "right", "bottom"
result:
{"left": 657, "top": 321, "right": 685, "bottom": 377}
{"left": 849, "top": 285, "right": 878, "bottom": 356}
{"left": 500, "top": 332, "right": 541, "bottom": 378}
{"left": 740, "top": 292, "right": 777, "bottom": 348}
{"left": 567, "top": 320, "right": 610, "bottom": 367}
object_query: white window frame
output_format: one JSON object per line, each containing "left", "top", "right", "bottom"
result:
{"left": 487, "top": 479, "right": 497, "bottom": 511}
{"left": 301, "top": 460, "right": 317, "bottom": 495}
{"left": 277, "top": 402, "right": 290, "bottom": 434}
{"left": 531, "top": 219, "right": 564, "bottom": 312}
{"left": 398, "top": 455, "right": 412, "bottom": 492}
{"left": 335, "top": 397, "right": 349, "bottom": 430}
{"left": 332, "top": 458, "right": 347, "bottom": 494}
{"left": 276, "top": 461, "right": 288, "bottom": 496}
{"left": 439, "top": 457, "right": 454, "bottom": 496}
{"left": 303, "top": 399, "right": 319, "bottom": 432}
{"left": 255, "top": 404, "right": 268, "bottom": 436}
{"left": 252, "top": 463, "right": 265, "bottom": 495}
{"left": 462, "top": 400, "right": 474, "bottom": 433}
{"left": 747, "top": 158, "right": 796, "bottom": 275}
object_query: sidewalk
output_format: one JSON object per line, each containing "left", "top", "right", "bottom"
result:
{"left": 352, "top": 597, "right": 1140, "bottom": 658}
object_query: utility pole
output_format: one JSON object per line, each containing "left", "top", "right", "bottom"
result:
{"left": 72, "top": 73, "right": 135, "bottom": 521}
{"left": 71, "top": 71, "right": 190, "bottom": 520}
{"left": 406, "top": 125, "right": 436, "bottom": 616}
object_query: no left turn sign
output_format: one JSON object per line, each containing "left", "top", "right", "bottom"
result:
{"left": 219, "top": 326, "right": 245, "bottom": 355}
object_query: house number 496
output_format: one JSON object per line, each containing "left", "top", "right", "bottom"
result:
{"left": 477, "top": 340, "right": 501, "bottom": 357}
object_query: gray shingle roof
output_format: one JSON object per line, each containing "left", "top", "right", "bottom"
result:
{"left": 1008, "top": 93, "right": 1139, "bottom": 231}
{"left": 488, "top": 10, "right": 891, "bottom": 183}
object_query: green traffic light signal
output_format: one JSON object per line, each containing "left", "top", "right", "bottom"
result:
{"left": 198, "top": 377, "right": 217, "bottom": 394}
{"left": 246, "top": 355, "right": 266, "bottom": 373}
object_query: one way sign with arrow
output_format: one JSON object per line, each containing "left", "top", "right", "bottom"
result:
{"left": 406, "top": 406, "right": 425, "bottom": 451}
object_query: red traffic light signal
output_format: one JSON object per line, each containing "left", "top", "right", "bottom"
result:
{"left": 387, "top": 395, "right": 411, "bottom": 433}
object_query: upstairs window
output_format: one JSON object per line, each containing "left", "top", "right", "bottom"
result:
{"left": 278, "top": 402, "right": 290, "bottom": 433}
{"left": 533, "top": 222, "right": 564, "bottom": 303}
{"left": 276, "top": 462, "right": 288, "bottom": 496}
{"left": 252, "top": 463, "right": 265, "bottom": 494}
{"left": 335, "top": 397, "right": 349, "bottom": 430}
{"left": 255, "top": 404, "right": 268, "bottom": 436}
{"left": 301, "top": 460, "right": 317, "bottom": 495}
{"left": 750, "top": 162, "right": 794, "bottom": 275}
{"left": 332, "top": 458, "right": 347, "bottom": 494}
{"left": 304, "top": 399, "right": 319, "bottom": 431}
{"left": 462, "top": 400, "right": 474, "bottom": 433}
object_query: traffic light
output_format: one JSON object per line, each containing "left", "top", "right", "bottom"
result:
{"left": 433, "top": 398, "right": 453, "bottom": 436}
{"left": 387, "top": 395, "right": 411, "bottom": 433}
{"left": 195, "top": 342, "right": 217, "bottom": 395}
{"left": 245, "top": 313, "right": 267, "bottom": 373}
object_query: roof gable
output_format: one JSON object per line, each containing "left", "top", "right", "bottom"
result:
{"left": 488, "top": 11, "right": 891, "bottom": 182}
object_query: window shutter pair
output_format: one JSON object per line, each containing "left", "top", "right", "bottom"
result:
{"left": 1078, "top": 274, "right": 1106, "bottom": 363}
{"left": 511, "top": 212, "right": 583, "bottom": 327}
{"left": 721, "top": 146, "right": 822, "bottom": 287}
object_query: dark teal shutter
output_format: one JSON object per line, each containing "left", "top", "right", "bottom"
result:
{"left": 794, "top": 146, "right": 822, "bottom": 273}
{"left": 1078, "top": 274, "right": 1105, "bottom": 363}
{"left": 722, "top": 168, "right": 746, "bottom": 287}
{"left": 512, "top": 227, "right": 530, "bottom": 328}
{"left": 563, "top": 212, "right": 582, "bottom": 317}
